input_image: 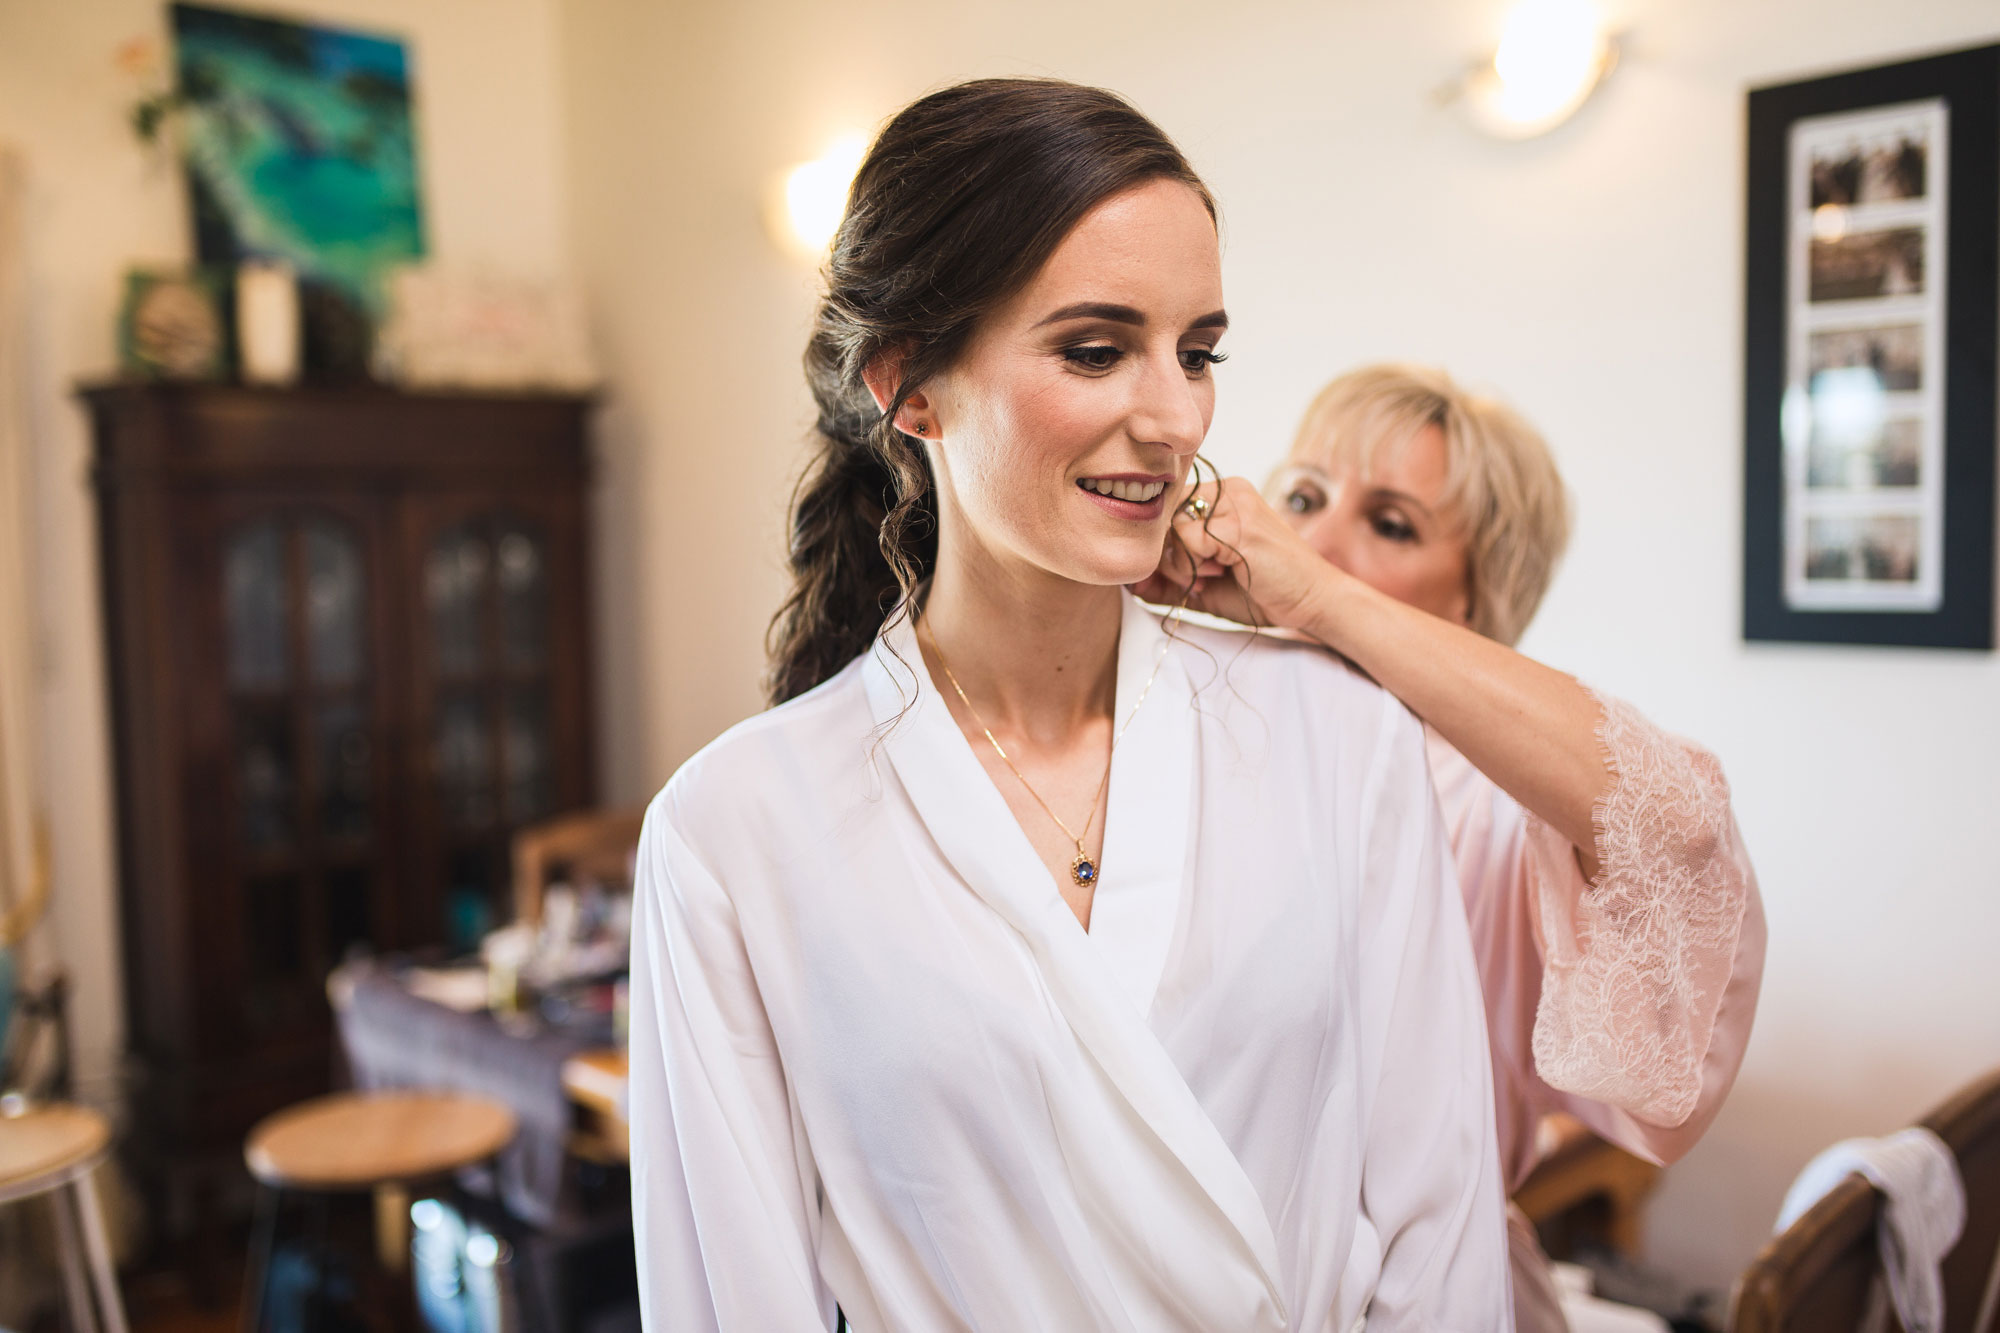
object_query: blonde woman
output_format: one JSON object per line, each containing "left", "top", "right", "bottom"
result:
{"left": 1142, "top": 364, "right": 1766, "bottom": 1332}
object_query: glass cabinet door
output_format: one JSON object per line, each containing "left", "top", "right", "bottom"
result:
{"left": 420, "top": 510, "right": 565, "bottom": 946}
{"left": 222, "top": 511, "right": 382, "bottom": 1032}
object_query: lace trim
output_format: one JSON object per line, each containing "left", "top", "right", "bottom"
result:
{"left": 1526, "top": 687, "right": 1751, "bottom": 1127}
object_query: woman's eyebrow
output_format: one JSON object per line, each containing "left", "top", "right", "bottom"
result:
{"left": 1369, "top": 485, "right": 1434, "bottom": 520}
{"left": 1032, "top": 303, "right": 1231, "bottom": 331}
{"left": 1035, "top": 301, "right": 1145, "bottom": 328}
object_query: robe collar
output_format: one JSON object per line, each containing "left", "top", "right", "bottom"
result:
{"left": 864, "top": 590, "right": 1189, "bottom": 1010}
{"left": 862, "top": 589, "right": 1288, "bottom": 1326}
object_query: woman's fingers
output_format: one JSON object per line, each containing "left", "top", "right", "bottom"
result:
{"left": 1141, "top": 538, "right": 1217, "bottom": 600}
{"left": 1132, "top": 569, "right": 1261, "bottom": 624}
{"left": 1189, "top": 576, "right": 1263, "bottom": 626}
{"left": 1151, "top": 472, "right": 1350, "bottom": 633}
{"left": 1157, "top": 474, "right": 1341, "bottom": 634}
{"left": 1170, "top": 506, "right": 1242, "bottom": 568}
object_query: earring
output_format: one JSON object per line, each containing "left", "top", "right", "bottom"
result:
{"left": 914, "top": 422, "right": 928, "bottom": 435}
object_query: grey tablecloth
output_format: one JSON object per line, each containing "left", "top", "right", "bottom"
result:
{"left": 334, "top": 959, "right": 598, "bottom": 1226}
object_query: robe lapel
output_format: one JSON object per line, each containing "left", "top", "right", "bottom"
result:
{"left": 1089, "top": 592, "right": 1194, "bottom": 1016}
{"left": 862, "top": 596, "right": 1288, "bottom": 1327}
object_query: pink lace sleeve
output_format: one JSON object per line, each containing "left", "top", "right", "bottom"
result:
{"left": 1522, "top": 688, "right": 1753, "bottom": 1129}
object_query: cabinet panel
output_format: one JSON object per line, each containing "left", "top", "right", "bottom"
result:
{"left": 435, "top": 686, "right": 498, "bottom": 830}
{"left": 303, "top": 521, "right": 366, "bottom": 687}
{"left": 315, "top": 697, "right": 373, "bottom": 843}
{"left": 233, "top": 702, "right": 297, "bottom": 852}
{"left": 404, "top": 492, "right": 591, "bottom": 949}
{"left": 427, "top": 524, "right": 491, "bottom": 678}
{"left": 192, "top": 492, "right": 404, "bottom": 1056}
{"left": 496, "top": 520, "right": 551, "bottom": 673}
{"left": 225, "top": 522, "right": 289, "bottom": 689}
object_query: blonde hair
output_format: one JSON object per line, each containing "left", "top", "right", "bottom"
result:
{"left": 1288, "top": 363, "right": 1570, "bottom": 646}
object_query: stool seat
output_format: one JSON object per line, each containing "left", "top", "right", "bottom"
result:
{"left": 245, "top": 1091, "right": 516, "bottom": 1192}
{"left": 0, "top": 1103, "right": 125, "bottom": 1333}
{"left": 0, "top": 1103, "right": 111, "bottom": 1203}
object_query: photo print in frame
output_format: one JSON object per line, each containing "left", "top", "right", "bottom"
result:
{"left": 1744, "top": 43, "right": 1998, "bottom": 649}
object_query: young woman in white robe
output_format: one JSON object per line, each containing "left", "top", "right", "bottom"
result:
{"left": 1138, "top": 365, "right": 1766, "bottom": 1332}
{"left": 627, "top": 82, "right": 1511, "bottom": 1331}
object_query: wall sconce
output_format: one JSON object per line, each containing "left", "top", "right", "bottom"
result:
{"left": 1443, "top": 0, "right": 1620, "bottom": 140}
{"left": 766, "top": 132, "right": 869, "bottom": 262}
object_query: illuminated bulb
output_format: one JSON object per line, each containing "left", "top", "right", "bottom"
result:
{"left": 1812, "top": 203, "right": 1848, "bottom": 242}
{"left": 1461, "top": 0, "right": 1616, "bottom": 140}
{"left": 770, "top": 132, "right": 869, "bottom": 261}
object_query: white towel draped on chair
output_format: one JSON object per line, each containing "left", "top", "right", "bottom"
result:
{"left": 1776, "top": 1127, "right": 1966, "bottom": 1333}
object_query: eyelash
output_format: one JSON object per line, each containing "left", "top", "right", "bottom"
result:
{"left": 1060, "top": 345, "right": 1228, "bottom": 376}
{"left": 1061, "top": 345, "right": 1120, "bottom": 371}
{"left": 1371, "top": 512, "right": 1417, "bottom": 543}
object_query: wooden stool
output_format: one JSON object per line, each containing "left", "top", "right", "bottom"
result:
{"left": 0, "top": 1102, "right": 127, "bottom": 1333}
{"left": 241, "top": 1091, "right": 517, "bottom": 1332}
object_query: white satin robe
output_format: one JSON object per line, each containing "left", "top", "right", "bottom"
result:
{"left": 627, "top": 594, "right": 1510, "bottom": 1332}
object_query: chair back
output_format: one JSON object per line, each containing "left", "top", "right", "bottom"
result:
{"left": 1931, "top": 1067, "right": 2000, "bottom": 1333}
{"left": 510, "top": 808, "right": 646, "bottom": 926}
{"left": 1731, "top": 1066, "right": 2000, "bottom": 1333}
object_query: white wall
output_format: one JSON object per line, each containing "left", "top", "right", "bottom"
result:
{"left": 0, "top": 0, "right": 573, "bottom": 1104}
{"left": 560, "top": 0, "right": 2000, "bottom": 1297}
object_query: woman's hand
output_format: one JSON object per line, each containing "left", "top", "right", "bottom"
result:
{"left": 1140, "top": 472, "right": 1609, "bottom": 860}
{"left": 1133, "top": 474, "right": 1349, "bottom": 638}
{"left": 1146, "top": 473, "right": 1609, "bottom": 860}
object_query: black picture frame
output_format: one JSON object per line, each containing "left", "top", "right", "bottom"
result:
{"left": 1744, "top": 43, "right": 1998, "bottom": 649}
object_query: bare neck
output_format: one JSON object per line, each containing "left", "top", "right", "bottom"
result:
{"left": 918, "top": 538, "right": 1122, "bottom": 747}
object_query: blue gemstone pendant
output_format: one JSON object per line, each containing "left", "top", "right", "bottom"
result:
{"left": 1070, "top": 854, "right": 1097, "bottom": 887}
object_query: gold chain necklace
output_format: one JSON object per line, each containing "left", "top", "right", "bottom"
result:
{"left": 920, "top": 611, "right": 1169, "bottom": 890}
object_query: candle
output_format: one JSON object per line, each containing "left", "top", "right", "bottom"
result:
{"left": 235, "top": 259, "right": 300, "bottom": 385}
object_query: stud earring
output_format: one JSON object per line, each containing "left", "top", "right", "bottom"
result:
{"left": 914, "top": 422, "right": 928, "bottom": 435}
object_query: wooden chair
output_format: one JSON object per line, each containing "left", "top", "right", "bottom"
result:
{"left": 1514, "top": 1112, "right": 1664, "bottom": 1259}
{"left": 1731, "top": 1065, "right": 2000, "bottom": 1333}
{"left": 510, "top": 808, "right": 646, "bottom": 927}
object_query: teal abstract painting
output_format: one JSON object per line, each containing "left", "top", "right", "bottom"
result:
{"left": 171, "top": 4, "right": 424, "bottom": 342}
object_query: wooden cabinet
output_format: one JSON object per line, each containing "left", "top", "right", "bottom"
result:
{"left": 82, "top": 383, "right": 596, "bottom": 1165}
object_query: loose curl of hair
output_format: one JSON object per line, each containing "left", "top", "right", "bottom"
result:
{"left": 765, "top": 78, "right": 1216, "bottom": 705}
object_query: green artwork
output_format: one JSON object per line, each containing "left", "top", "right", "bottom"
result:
{"left": 170, "top": 3, "right": 424, "bottom": 361}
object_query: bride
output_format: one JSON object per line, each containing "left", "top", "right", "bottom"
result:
{"left": 627, "top": 77, "right": 1509, "bottom": 1331}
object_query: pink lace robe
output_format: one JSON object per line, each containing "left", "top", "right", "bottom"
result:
{"left": 1426, "top": 689, "right": 1766, "bottom": 1330}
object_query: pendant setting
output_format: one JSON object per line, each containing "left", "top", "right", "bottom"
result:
{"left": 1070, "top": 853, "right": 1098, "bottom": 888}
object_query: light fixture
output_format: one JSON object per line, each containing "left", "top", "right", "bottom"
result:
{"left": 1446, "top": 0, "right": 1620, "bottom": 140}
{"left": 766, "top": 132, "right": 869, "bottom": 262}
